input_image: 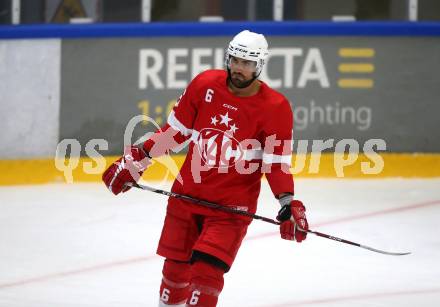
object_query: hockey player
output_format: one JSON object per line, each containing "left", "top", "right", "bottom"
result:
{"left": 103, "top": 30, "right": 309, "bottom": 306}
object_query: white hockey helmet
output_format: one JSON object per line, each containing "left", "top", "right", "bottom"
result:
{"left": 226, "top": 30, "right": 269, "bottom": 75}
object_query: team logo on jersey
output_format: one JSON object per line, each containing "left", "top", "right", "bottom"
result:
{"left": 196, "top": 128, "right": 243, "bottom": 168}
{"left": 196, "top": 111, "right": 243, "bottom": 168}
{"left": 210, "top": 112, "right": 239, "bottom": 134}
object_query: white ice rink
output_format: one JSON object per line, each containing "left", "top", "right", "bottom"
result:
{"left": 1, "top": 179, "right": 439, "bottom": 307}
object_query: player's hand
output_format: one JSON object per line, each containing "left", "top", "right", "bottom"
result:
{"left": 276, "top": 200, "right": 308, "bottom": 242}
{"left": 102, "top": 146, "right": 151, "bottom": 195}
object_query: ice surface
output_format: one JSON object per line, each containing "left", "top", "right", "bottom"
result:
{"left": 0, "top": 179, "right": 439, "bottom": 307}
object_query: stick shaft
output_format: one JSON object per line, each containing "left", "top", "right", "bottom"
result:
{"left": 129, "top": 183, "right": 410, "bottom": 256}
{"left": 128, "top": 182, "right": 279, "bottom": 225}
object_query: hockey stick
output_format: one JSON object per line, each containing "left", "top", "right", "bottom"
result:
{"left": 127, "top": 182, "right": 411, "bottom": 256}
{"left": 126, "top": 182, "right": 279, "bottom": 225}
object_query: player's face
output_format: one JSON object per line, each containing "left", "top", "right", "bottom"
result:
{"left": 228, "top": 56, "right": 257, "bottom": 88}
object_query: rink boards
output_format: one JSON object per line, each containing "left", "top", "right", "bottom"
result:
{"left": 1, "top": 153, "right": 439, "bottom": 185}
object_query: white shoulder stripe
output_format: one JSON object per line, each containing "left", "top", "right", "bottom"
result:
{"left": 167, "top": 110, "right": 193, "bottom": 136}
{"left": 262, "top": 153, "right": 292, "bottom": 165}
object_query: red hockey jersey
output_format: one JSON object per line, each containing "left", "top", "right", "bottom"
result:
{"left": 144, "top": 69, "right": 294, "bottom": 215}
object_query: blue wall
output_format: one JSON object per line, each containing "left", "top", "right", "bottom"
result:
{"left": 1, "top": 21, "right": 440, "bottom": 39}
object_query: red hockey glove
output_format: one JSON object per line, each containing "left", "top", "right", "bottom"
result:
{"left": 102, "top": 146, "right": 151, "bottom": 195}
{"left": 276, "top": 199, "right": 308, "bottom": 242}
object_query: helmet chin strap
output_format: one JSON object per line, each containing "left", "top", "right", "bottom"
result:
{"left": 227, "top": 68, "right": 259, "bottom": 89}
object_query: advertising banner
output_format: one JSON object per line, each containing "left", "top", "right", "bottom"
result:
{"left": 60, "top": 36, "right": 440, "bottom": 154}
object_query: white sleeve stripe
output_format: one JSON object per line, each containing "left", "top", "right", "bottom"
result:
{"left": 167, "top": 110, "right": 193, "bottom": 137}
{"left": 262, "top": 153, "right": 292, "bottom": 165}
{"left": 242, "top": 149, "right": 263, "bottom": 161}
{"left": 190, "top": 129, "right": 200, "bottom": 143}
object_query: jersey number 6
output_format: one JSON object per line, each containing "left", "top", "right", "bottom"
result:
{"left": 205, "top": 89, "right": 214, "bottom": 103}
{"left": 189, "top": 290, "right": 201, "bottom": 305}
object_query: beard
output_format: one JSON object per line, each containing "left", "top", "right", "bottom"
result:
{"left": 228, "top": 71, "right": 256, "bottom": 89}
